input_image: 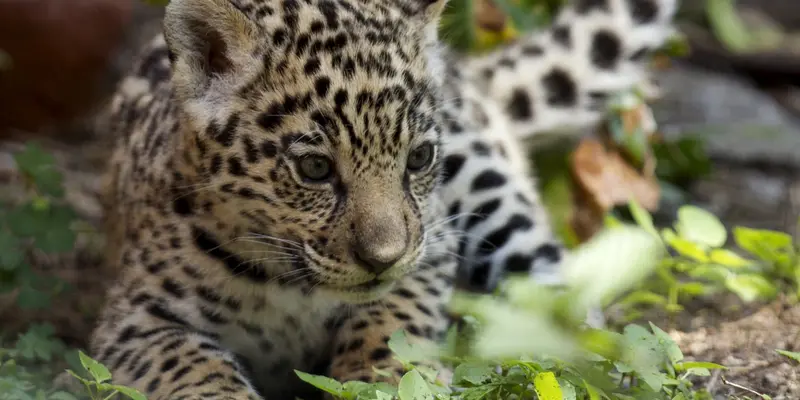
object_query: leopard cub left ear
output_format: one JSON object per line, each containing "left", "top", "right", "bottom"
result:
{"left": 399, "top": 0, "right": 448, "bottom": 22}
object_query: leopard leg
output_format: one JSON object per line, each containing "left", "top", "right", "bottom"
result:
{"left": 327, "top": 255, "right": 457, "bottom": 386}
{"left": 90, "top": 304, "right": 263, "bottom": 400}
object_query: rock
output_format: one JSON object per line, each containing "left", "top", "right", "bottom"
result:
{"left": 651, "top": 64, "right": 800, "bottom": 167}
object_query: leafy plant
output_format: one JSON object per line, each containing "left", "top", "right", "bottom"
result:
{"left": 65, "top": 352, "right": 146, "bottom": 400}
{"left": 615, "top": 201, "right": 799, "bottom": 322}
{"left": 0, "top": 143, "right": 77, "bottom": 309}
{"left": 296, "top": 226, "right": 725, "bottom": 399}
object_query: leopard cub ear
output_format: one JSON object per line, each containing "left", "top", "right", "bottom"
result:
{"left": 393, "top": 0, "right": 449, "bottom": 23}
{"left": 164, "top": 0, "right": 258, "bottom": 100}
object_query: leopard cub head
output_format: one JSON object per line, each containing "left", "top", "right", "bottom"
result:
{"left": 164, "top": 0, "right": 450, "bottom": 302}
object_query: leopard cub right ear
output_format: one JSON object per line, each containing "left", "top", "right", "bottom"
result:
{"left": 163, "top": 0, "right": 258, "bottom": 100}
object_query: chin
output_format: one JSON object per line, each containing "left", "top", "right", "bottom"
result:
{"left": 319, "top": 280, "right": 397, "bottom": 304}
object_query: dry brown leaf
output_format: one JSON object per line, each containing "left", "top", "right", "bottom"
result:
{"left": 569, "top": 138, "right": 661, "bottom": 241}
{"left": 475, "top": 0, "right": 506, "bottom": 32}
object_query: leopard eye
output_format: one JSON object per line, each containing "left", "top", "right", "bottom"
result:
{"left": 407, "top": 142, "right": 434, "bottom": 172}
{"left": 297, "top": 155, "right": 333, "bottom": 182}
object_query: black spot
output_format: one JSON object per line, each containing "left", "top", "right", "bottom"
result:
{"left": 591, "top": 30, "right": 621, "bottom": 70}
{"left": 504, "top": 254, "right": 533, "bottom": 273}
{"left": 542, "top": 68, "right": 577, "bottom": 107}
{"left": 465, "top": 198, "right": 502, "bottom": 230}
{"left": 393, "top": 287, "right": 416, "bottom": 299}
{"left": 227, "top": 156, "right": 246, "bottom": 176}
{"left": 304, "top": 58, "right": 321, "bottom": 75}
{"left": 261, "top": 140, "right": 278, "bottom": 157}
{"left": 315, "top": 77, "right": 331, "bottom": 98}
{"left": 470, "top": 170, "right": 507, "bottom": 192}
{"left": 521, "top": 44, "right": 544, "bottom": 56}
{"left": 469, "top": 261, "right": 491, "bottom": 288}
{"left": 146, "top": 302, "right": 189, "bottom": 326}
{"left": 476, "top": 214, "right": 533, "bottom": 256}
{"left": 160, "top": 357, "right": 179, "bottom": 372}
{"left": 575, "top": 0, "right": 610, "bottom": 14}
{"left": 212, "top": 114, "right": 240, "bottom": 147}
{"left": 393, "top": 311, "right": 412, "bottom": 321}
{"left": 347, "top": 338, "right": 364, "bottom": 351}
{"left": 627, "top": 0, "right": 658, "bottom": 24}
{"left": 508, "top": 88, "right": 533, "bottom": 120}
{"left": 369, "top": 347, "right": 391, "bottom": 361}
{"left": 441, "top": 154, "right": 466, "bottom": 184}
{"left": 243, "top": 136, "right": 260, "bottom": 163}
{"left": 171, "top": 366, "right": 193, "bottom": 382}
{"left": 531, "top": 243, "right": 562, "bottom": 265}
{"left": 551, "top": 25, "right": 571, "bottom": 48}
{"left": 471, "top": 141, "right": 492, "bottom": 156}
{"left": 192, "top": 226, "right": 269, "bottom": 283}
{"left": 133, "top": 360, "right": 152, "bottom": 381}
{"left": 257, "top": 104, "right": 285, "bottom": 132}
{"left": 172, "top": 196, "right": 193, "bottom": 216}
{"left": 498, "top": 58, "right": 515, "bottom": 68}
{"left": 200, "top": 306, "right": 229, "bottom": 325}
{"left": 146, "top": 377, "right": 161, "bottom": 392}
{"left": 415, "top": 303, "right": 434, "bottom": 317}
{"left": 118, "top": 326, "right": 138, "bottom": 343}
{"left": 161, "top": 278, "right": 186, "bottom": 298}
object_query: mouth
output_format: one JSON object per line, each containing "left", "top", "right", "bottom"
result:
{"left": 321, "top": 277, "right": 397, "bottom": 303}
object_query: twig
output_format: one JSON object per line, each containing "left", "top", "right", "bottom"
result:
{"left": 721, "top": 375, "right": 771, "bottom": 399}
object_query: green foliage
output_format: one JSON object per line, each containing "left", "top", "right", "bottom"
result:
{"left": 0, "top": 143, "right": 144, "bottom": 399}
{"left": 616, "top": 202, "right": 799, "bottom": 321}
{"left": 0, "top": 324, "right": 78, "bottom": 400}
{"left": 65, "top": 352, "right": 146, "bottom": 400}
{"left": 0, "top": 143, "right": 77, "bottom": 310}
{"left": 297, "top": 227, "right": 723, "bottom": 400}
{"left": 775, "top": 350, "right": 800, "bottom": 364}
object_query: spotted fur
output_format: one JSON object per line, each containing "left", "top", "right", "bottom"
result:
{"left": 89, "top": 0, "right": 678, "bottom": 398}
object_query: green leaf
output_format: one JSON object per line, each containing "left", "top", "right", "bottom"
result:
{"left": 628, "top": 200, "right": 658, "bottom": 237}
{"left": 665, "top": 235, "right": 709, "bottom": 262}
{"left": 649, "top": 322, "right": 683, "bottom": 364}
{"left": 452, "top": 362, "right": 495, "bottom": 385}
{"left": 725, "top": 274, "right": 778, "bottom": 302}
{"left": 16, "top": 285, "right": 51, "bottom": 309}
{"left": 561, "top": 226, "right": 664, "bottom": 317}
{"left": 12, "top": 143, "right": 65, "bottom": 198}
{"left": 0, "top": 230, "right": 24, "bottom": 271}
{"left": 676, "top": 206, "right": 727, "bottom": 247}
{"left": 619, "top": 325, "right": 668, "bottom": 392}
{"left": 109, "top": 385, "right": 148, "bottom": 400}
{"left": 295, "top": 371, "right": 343, "bottom": 397}
{"left": 398, "top": 370, "right": 433, "bottom": 400}
{"left": 14, "top": 323, "right": 64, "bottom": 362}
{"left": 387, "top": 330, "right": 436, "bottom": 364}
{"left": 776, "top": 349, "right": 800, "bottom": 363}
{"left": 34, "top": 226, "right": 76, "bottom": 254}
{"left": 48, "top": 392, "right": 80, "bottom": 400}
{"left": 652, "top": 137, "right": 712, "bottom": 183}
{"left": 78, "top": 351, "right": 112, "bottom": 383}
{"left": 533, "top": 371, "right": 563, "bottom": 400}
{"left": 709, "top": 249, "right": 753, "bottom": 268}
{"left": 438, "top": 0, "right": 477, "bottom": 52}
{"left": 706, "top": 0, "right": 753, "bottom": 53}
{"left": 583, "top": 380, "right": 601, "bottom": 400}
{"left": 733, "top": 227, "right": 795, "bottom": 265}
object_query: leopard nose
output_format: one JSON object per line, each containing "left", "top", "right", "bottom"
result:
{"left": 352, "top": 242, "right": 406, "bottom": 275}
